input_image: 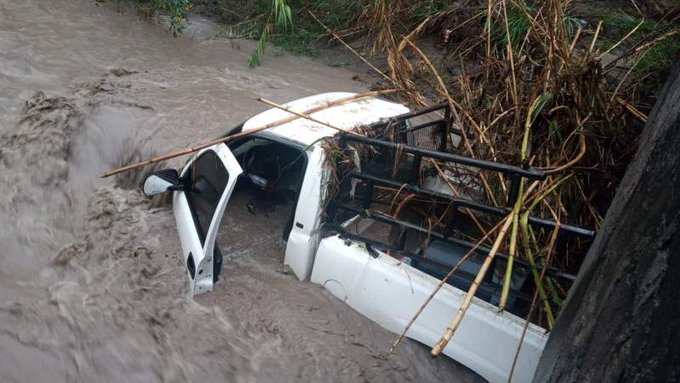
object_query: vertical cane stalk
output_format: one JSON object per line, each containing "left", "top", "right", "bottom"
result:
{"left": 432, "top": 214, "right": 514, "bottom": 357}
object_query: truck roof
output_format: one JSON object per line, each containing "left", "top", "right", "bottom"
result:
{"left": 241, "top": 92, "right": 410, "bottom": 146}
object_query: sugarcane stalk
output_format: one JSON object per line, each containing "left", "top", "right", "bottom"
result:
{"left": 388, "top": 218, "right": 507, "bottom": 356}
{"left": 98, "top": 89, "right": 400, "bottom": 178}
{"left": 499, "top": 93, "right": 551, "bottom": 309}
{"left": 431, "top": 214, "right": 513, "bottom": 357}
{"left": 518, "top": 176, "right": 571, "bottom": 328}
{"left": 498, "top": 177, "right": 540, "bottom": 311}
{"left": 498, "top": 183, "right": 522, "bottom": 311}
{"left": 507, "top": 235, "right": 556, "bottom": 383}
{"left": 519, "top": 216, "right": 555, "bottom": 329}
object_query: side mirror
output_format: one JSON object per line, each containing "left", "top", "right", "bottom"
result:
{"left": 141, "top": 169, "right": 181, "bottom": 198}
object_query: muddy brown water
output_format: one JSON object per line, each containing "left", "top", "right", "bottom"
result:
{"left": 0, "top": 1, "right": 483, "bottom": 382}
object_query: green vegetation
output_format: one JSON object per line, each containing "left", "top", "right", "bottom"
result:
{"left": 106, "top": 0, "right": 193, "bottom": 36}
{"left": 222, "top": 0, "right": 363, "bottom": 62}
{"left": 148, "top": 0, "right": 193, "bottom": 36}
{"left": 245, "top": 0, "right": 292, "bottom": 67}
{"left": 113, "top": 0, "right": 360, "bottom": 64}
{"left": 99, "top": 0, "right": 192, "bottom": 35}
{"left": 496, "top": 3, "right": 534, "bottom": 52}
{"left": 112, "top": 0, "right": 678, "bottom": 93}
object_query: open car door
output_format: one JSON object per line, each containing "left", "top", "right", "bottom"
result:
{"left": 172, "top": 144, "right": 242, "bottom": 295}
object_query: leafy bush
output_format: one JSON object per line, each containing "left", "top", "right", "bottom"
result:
{"left": 220, "top": 0, "right": 363, "bottom": 65}
{"left": 247, "top": 0, "right": 293, "bottom": 67}
{"left": 147, "top": 0, "right": 193, "bottom": 36}
{"left": 99, "top": 0, "right": 193, "bottom": 36}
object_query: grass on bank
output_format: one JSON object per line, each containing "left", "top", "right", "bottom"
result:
{"left": 118, "top": 0, "right": 679, "bottom": 91}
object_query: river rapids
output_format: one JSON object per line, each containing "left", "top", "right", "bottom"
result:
{"left": 0, "top": 1, "right": 482, "bottom": 382}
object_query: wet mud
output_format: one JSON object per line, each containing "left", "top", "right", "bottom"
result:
{"left": 0, "top": 1, "right": 482, "bottom": 382}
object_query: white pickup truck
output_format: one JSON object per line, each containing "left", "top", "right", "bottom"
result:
{"left": 142, "top": 92, "right": 567, "bottom": 383}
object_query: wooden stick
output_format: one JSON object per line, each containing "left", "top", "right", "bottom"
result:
{"left": 98, "top": 89, "right": 400, "bottom": 178}
{"left": 431, "top": 214, "right": 514, "bottom": 357}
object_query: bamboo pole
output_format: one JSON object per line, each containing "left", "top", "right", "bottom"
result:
{"left": 98, "top": 89, "right": 400, "bottom": 178}
{"left": 253, "top": 97, "right": 352, "bottom": 133}
{"left": 431, "top": 214, "right": 514, "bottom": 357}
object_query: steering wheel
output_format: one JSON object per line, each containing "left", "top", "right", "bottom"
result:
{"left": 240, "top": 148, "right": 270, "bottom": 190}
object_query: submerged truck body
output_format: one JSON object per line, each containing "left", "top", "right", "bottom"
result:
{"left": 142, "top": 92, "right": 592, "bottom": 382}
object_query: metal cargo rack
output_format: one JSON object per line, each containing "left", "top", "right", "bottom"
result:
{"left": 323, "top": 104, "right": 596, "bottom": 318}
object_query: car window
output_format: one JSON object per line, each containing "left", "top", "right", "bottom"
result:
{"left": 186, "top": 150, "right": 229, "bottom": 244}
{"left": 229, "top": 137, "right": 271, "bottom": 158}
